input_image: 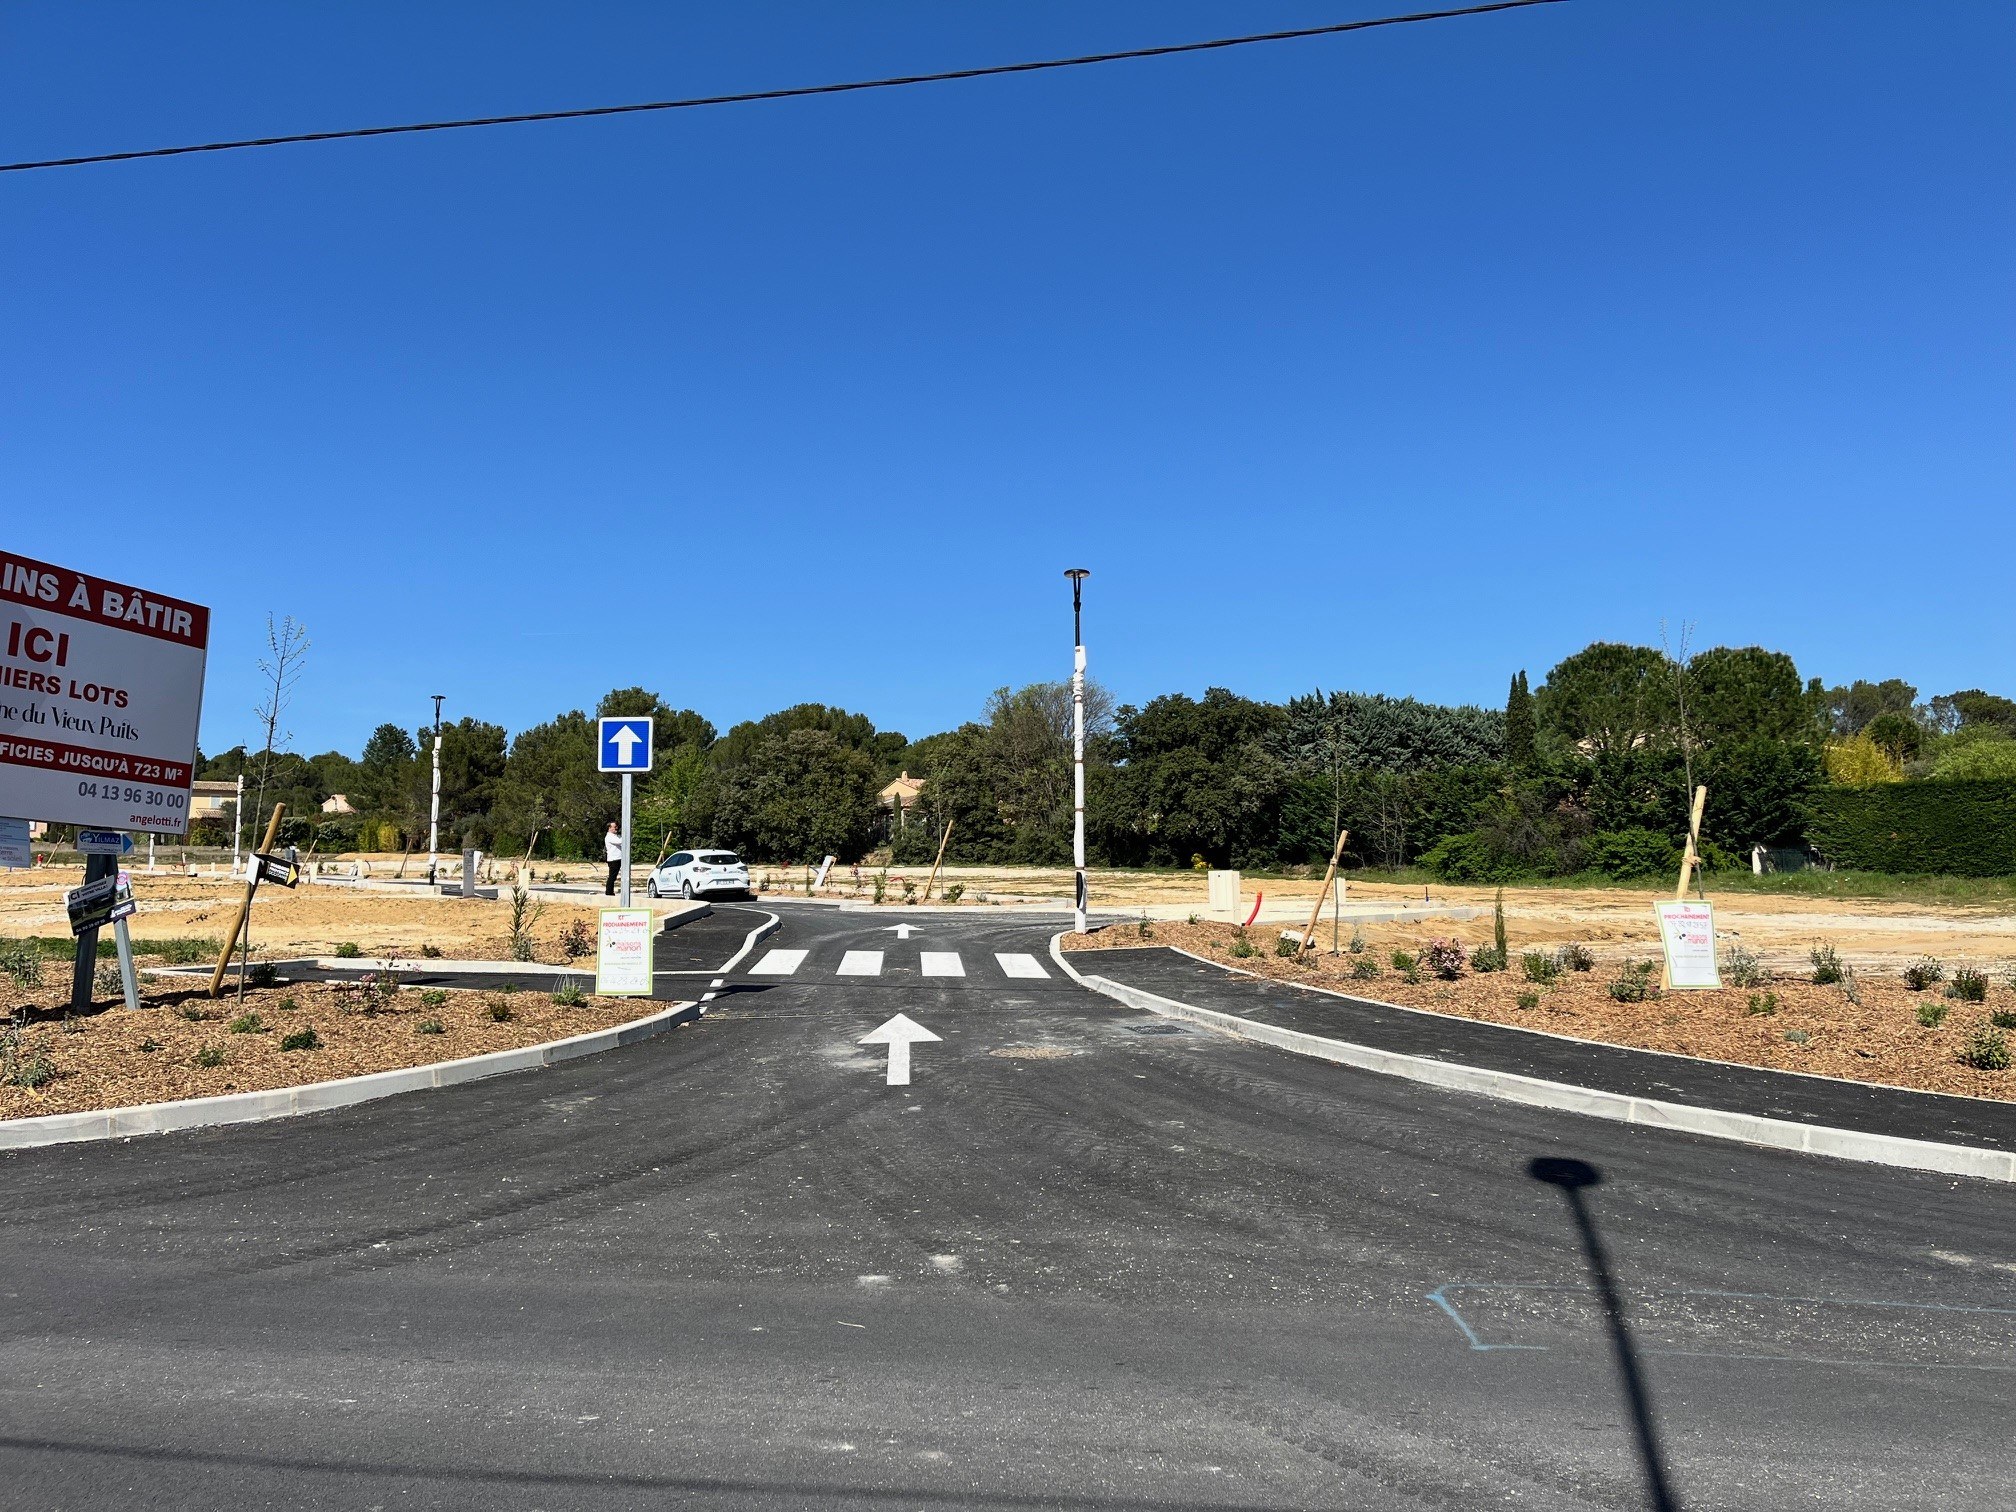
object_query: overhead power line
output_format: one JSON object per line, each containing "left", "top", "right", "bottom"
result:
{"left": 1, "top": 0, "right": 1562, "bottom": 176}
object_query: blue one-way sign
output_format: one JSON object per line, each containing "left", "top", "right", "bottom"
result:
{"left": 597, "top": 716, "right": 654, "bottom": 774}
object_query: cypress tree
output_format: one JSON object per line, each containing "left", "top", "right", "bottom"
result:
{"left": 1505, "top": 671, "right": 1536, "bottom": 770}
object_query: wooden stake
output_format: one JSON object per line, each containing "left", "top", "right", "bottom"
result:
{"left": 1297, "top": 829, "right": 1350, "bottom": 957}
{"left": 1674, "top": 785, "right": 1708, "bottom": 900}
{"left": 210, "top": 802, "right": 286, "bottom": 997}
{"left": 922, "top": 818, "right": 955, "bottom": 901}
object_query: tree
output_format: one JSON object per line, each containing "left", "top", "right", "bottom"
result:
{"left": 1942, "top": 689, "right": 2016, "bottom": 737}
{"left": 1698, "top": 738, "right": 1821, "bottom": 851}
{"left": 710, "top": 728, "right": 881, "bottom": 862}
{"left": 430, "top": 717, "right": 508, "bottom": 846}
{"left": 1534, "top": 643, "right": 1674, "bottom": 763}
{"left": 244, "top": 615, "right": 309, "bottom": 853}
{"left": 1504, "top": 672, "right": 1535, "bottom": 771}
{"left": 595, "top": 688, "right": 716, "bottom": 761}
{"left": 1932, "top": 732, "right": 2016, "bottom": 781}
{"left": 491, "top": 712, "right": 604, "bottom": 858}
{"left": 1823, "top": 734, "right": 1903, "bottom": 787}
{"left": 1826, "top": 679, "right": 1917, "bottom": 737}
{"left": 1098, "top": 689, "right": 1287, "bottom": 868}
{"left": 1863, "top": 712, "right": 1923, "bottom": 766}
{"left": 710, "top": 703, "right": 895, "bottom": 773}
{"left": 356, "top": 724, "right": 418, "bottom": 815}
{"left": 1686, "top": 647, "right": 1820, "bottom": 746}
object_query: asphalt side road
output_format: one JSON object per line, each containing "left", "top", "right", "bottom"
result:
{"left": 2, "top": 901, "right": 2012, "bottom": 1510}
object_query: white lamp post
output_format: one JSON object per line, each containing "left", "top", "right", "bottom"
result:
{"left": 427, "top": 694, "right": 445, "bottom": 887}
{"left": 1065, "top": 569, "right": 1090, "bottom": 935}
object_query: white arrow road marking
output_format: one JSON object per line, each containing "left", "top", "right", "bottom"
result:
{"left": 884, "top": 924, "right": 919, "bottom": 939}
{"left": 609, "top": 724, "right": 645, "bottom": 763}
{"left": 919, "top": 952, "right": 965, "bottom": 978}
{"left": 859, "top": 1012, "right": 943, "bottom": 1086}
{"left": 995, "top": 952, "right": 1050, "bottom": 979}
{"left": 837, "top": 950, "right": 884, "bottom": 976}
{"left": 749, "top": 948, "right": 807, "bottom": 976}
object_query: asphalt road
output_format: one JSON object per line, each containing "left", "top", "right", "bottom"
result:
{"left": 3, "top": 901, "right": 2013, "bottom": 1510}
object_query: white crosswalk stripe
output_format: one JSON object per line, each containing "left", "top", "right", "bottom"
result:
{"left": 748, "top": 948, "right": 807, "bottom": 976}
{"left": 995, "top": 952, "right": 1050, "bottom": 979}
{"left": 837, "top": 950, "right": 884, "bottom": 976}
{"left": 919, "top": 951, "right": 965, "bottom": 978}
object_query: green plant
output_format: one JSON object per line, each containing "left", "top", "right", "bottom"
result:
{"left": 1274, "top": 932, "right": 1301, "bottom": 958}
{"left": 419, "top": 989, "right": 449, "bottom": 1009}
{"left": 276, "top": 995, "right": 299, "bottom": 1012}
{"left": 416, "top": 1018, "right": 446, "bottom": 1035}
{"left": 487, "top": 1001, "right": 515, "bottom": 1022}
{"left": 247, "top": 961, "right": 278, "bottom": 989}
{"left": 226, "top": 1012, "right": 265, "bottom": 1034}
{"left": 420, "top": 943, "right": 444, "bottom": 959}
{"left": 1947, "top": 967, "right": 1988, "bottom": 1003}
{"left": 1420, "top": 939, "right": 1466, "bottom": 981}
{"left": 0, "top": 939, "right": 43, "bottom": 989}
{"left": 1721, "top": 945, "right": 1765, "bottom": 989}
{"left": 551, "top": 979, "right": 588, "bottom": 1008}
{"left": 1186, "top": 912, "right": 1199, "bottom": 926}
{"left": 1990, "top": 1009, "right": 2016, "bottom": 1030}
{"left": 1902, "top": 956, "right": 1945, "bottom": 992}
{"left": 1608, "top": 960, "right": 1660, "bottom": 1004}
{"left": 1347, "top": 925, "right": 1366, "bottom": 955}
{"left": 1521, "top": 951, "right": 1560, "bottom": 985}
{"left": 1228, "top": 928, "right": 1257, "bottom": 959}
{"left": 194, "top": 1043, "right": 227, "bottom": 1068}
{"left": 151, "top": 937, "right": 216, "bottom": 965}
{"left": 94, "top": 962, "right": 124, "bottom": 996}
{"left": 1470, "top": 944, "right": 1507, "bottom": 974}
{"left": 0, "top": 1013, "right": 56, "bottom": 1088}
{"left": 1804, "top": 778, "right": 2016, "bottom": 877}
{"left": 1556, "top": 942, "right": 1595, "bottom": 974}
{"left": 1809, "top": 943, "right": 1845, "bottom": 986}
{"left": 943, "top": 883, "right": 965, "bottom": 905}
{"left": 1917, "top": 1001, "right": 1949, "bottom": 1028}
{"left": 1784, "top": 1029, "right": 1810, "bottom": 1045}
{"left": 1349, "top": 956, "right": 1380, "bottom": 980}
{"left": 1136, "top": 917, "right": 1153, "bottom": 940}
{"left": 176, "top": 1004, "right": 209, "bottom": 1022}
{"left": 499, "top": 982, "right": 519, "bottom": 995}
{"left": 1515, "top": 990, "right": 1540, "bottom": 1010}
{"left": 279, "top": 1026, "right": 321, "bottom": 1052}
{"left": 1746, "top": 991, "right": 1779, "bottom": 1016}
{"left": 1959, "top": 1023, "right": 2012, "bottom": 1071}
{"left": 136, "top": 1037, "right": 160, "bottom": 1052}
{"left": 508, "top": 884, "right": 545, "bottom": 962}
{"left": 334, "top": 942, "right": 361, "bottom": 959}
{"left": 1389, "top": 949, "right": 1417, "bottom": 973}
{"left": 557, "top": 919, "right": 594, "bottom": 961}
{"left": 1493, "top": 888, "right": 1509, "bottom": 961}
{"left": 873, "top": 871, "right": 888, "bottom": 905}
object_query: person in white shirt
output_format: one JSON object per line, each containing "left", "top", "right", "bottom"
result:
{"left": 603, "top": 822, "right": 624, "bottom": 896}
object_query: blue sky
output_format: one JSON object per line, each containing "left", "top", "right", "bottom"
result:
{"left": 5, "top": 1, "right": 2010, "bottom": 757}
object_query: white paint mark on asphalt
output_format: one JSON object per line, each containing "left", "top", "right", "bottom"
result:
{"left": 749, "top": 949, "right": 807, "bottom": 976}
{"left": 837, "top": 950, "right": 884, "bottom": 976}
{"left": 919, "top": 951, "right": 964, "bottom": 977}
{"left": 860, "top": 1012, "right": 943, "bottom": 1085}
{"left": 995, "top": 952, "right": 1049, "bottom": 979}
{"left": 836, "top": 1322, "right": 867, "bottom": 1330}
{"left": 930, "top": 1254, "right": 963, "bottom": 1273}
{"left": 858, "top": 1274, "right": 893, "bottom": 1287}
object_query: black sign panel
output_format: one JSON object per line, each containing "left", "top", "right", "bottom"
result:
{"left": 252, "top": 853, "right": 301, "bottom": 889}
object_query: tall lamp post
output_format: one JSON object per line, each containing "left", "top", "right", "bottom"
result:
{"left": 426, "top": 694, "right": 445, "bottom": 887}
{"left": 1065, "top": 569, "right": 1090, "bottom": 935}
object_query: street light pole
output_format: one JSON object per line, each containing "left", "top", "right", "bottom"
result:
{"left": 1065, "top": 569, "right": 1090, "bottom": 935}
{"left": 427, "top": 694, "right": 445, "bottom": 887}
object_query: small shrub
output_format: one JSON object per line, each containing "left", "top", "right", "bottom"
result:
{"left": 487, "top": 1001, "right": 515, "bottom": 1022}
{"left": 1746, "top": 991, "right": 1779, "bottom": 1017}
{"left": 1136, "top": 917, "right": 1153, "bottom": 940}
{"left": 176, "top": 1004, "right": 209, "bottom": 1022}
{"left": 1917, "top": 1001, "right": 1949, "bottom": 1028}
{"left": 1947, "top": 967, "right": 1988, "bottom": 1004}
{"left": 1990, "top": 1009, "right": 2016, "bottom": 1031}
{"left": 1349, "top": 956, "right": 1380, "bottom": 980}
{"left": 499, "top": 982, "right": 519, "bottom": 996}
{"left": 1274, "top": 932, "right": 1301, "bottom": 958}
{"left": 1784, "top": 1029, "right": 1811, "bottom": 1045}
{"left": 420, "top": 943, "right": 443, "bottom": 959}
{"left": 1389, "top": 950, "right": 1417, "bottom": 974}
{"left": 416, "top": 1018, "right": 446, "bottom": 1036}
{"left": 1347, "top": 925, "right": 1366, "bottom": 955}
{"left": 943, "top": 883, "right": 965, "bottom": 905}
{"left": 1493, "top": 887, "right": 1509, "bottom": 960}
{"left": 1902, "top": 956, "right": 1945, "bottom": 992}
{"left": 1608, "top": 960, "right": 1660, "bottom": 1004}
{"left": 194, "top": 1043, "right": 227, "bottom": 1068}
{"left": 276, "top": 995, "right": 299, "bottom": 1012}
{"left": 1521, "top": 951, "right": 1560, "bottom": 985}
{"left": 94, "top": 962, "right": 124, "bottom": 996}
{"left": 136, "top": 1037, "right": 160, "bottom": 1053}
{"left": 1515, "top": 990, "right": 1541, "bottom": 1010}
{"left": 226, "top": 1012, "right": 265, "bottom": 1035}
{"left": 1809, "top": 943, "right": 1844, "bottom": 986}
{"left": 1556, "top": 942, "right": 1595, "bottom": 974}
{"left": 1721, "top": 945, "right": 1765, "bottom": 989}
{"left": 1470, "top": 944, "right": 1507, "bottom": 974}
{"left": 557, "top": 919, "right": 594, "bottom": 961}
{"left": 1228, "top": 929, "right": 1257, "bottom": 959}
{"left": 247, "top": 961, "right": 278, "bottom": 989}
{"left": 279, "top": 1026, "right": 321, "bottom": 1052}
{"left": 1186, "top": 912, "right": 1199, "bottom": 926}
{"left": 334, "top": 942, "right": 361, "bottom": 959}
{"left": 153, "top": 937, "right": 215, "bottom": 965}
{"left": 900, "top": 878, "right": 917, "bottom": 903}
{"left": 1960, "top": 1024, "right": 2012, "bottom": 1071}
{"left": 1420, "top": 939, "right": 1467, "bottom": 981}
{"left": 419, "top": 989, "right": 449, "bottom": 1009}
{"left": 872, "top": 872, "right": 888, "bottom": 905}
{"left": 551, "top": 979, "right": 588, "bottom": 1008}
{"left": 1, "top": 939, "right": 44, "bottom": 989}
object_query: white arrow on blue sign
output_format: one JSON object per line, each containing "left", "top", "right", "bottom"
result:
{"left": 597, "top": 717, "right": 654, "bottom": 774}
{"left": 77, "top": 829, "right": 134, "bottom": 856}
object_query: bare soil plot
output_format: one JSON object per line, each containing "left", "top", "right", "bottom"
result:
{"left": 1066, "top": 918, "right": 2016, "bottom": 1102}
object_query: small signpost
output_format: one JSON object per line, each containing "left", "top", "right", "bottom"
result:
{"left": 1656, "top": 785, "right": 1717, "bottom": 990}
{"left": 595, "top": 907, "right": 654, "bottom": 996}
{"left": 597, "top": 716, "right": 653, "bottom": 908}
{"left": 77, "top": 828, "right": 134, "bottom": 857}
{"left": 0, "top": 817, "right": 32, "bottom": 870}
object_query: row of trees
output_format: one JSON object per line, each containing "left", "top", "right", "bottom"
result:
{"left": 188, "top": 644, "right": 2014, "bottom": 878}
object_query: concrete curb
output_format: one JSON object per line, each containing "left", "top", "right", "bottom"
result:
{"left": 0, "top": 999, "right": 700, "bottom": 1154}
{"left": 1047, "top": 935, "right": 2016, "bottom": 1185}
{"left": 717, "top": 910, "right": 783, "bottom": 975}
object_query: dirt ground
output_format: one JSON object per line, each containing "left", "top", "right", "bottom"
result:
{"left": 0, "top": 972, "right": 657, "bottom": 1121}
{"left": 1065, "top": 917, "right": 2016, "bottom": 1102}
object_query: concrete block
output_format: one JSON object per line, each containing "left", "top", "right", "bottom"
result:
{"left": 1207, "top": 869, "right": 1240, "bottom": 919}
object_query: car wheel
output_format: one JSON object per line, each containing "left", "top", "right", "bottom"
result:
{"left": 647, "top": 879, "right": 659, "bottom": 899}
{"left": 680, "top": 881, "right": 693, "bottom": 900}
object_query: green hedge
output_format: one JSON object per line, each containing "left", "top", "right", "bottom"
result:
{"left": 1805, "top": 779, "right": 2016, "bottom": 876}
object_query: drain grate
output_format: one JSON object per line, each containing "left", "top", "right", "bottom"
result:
{"left": 1126, "top": 1022, "right": 1190, "bottom": 1035}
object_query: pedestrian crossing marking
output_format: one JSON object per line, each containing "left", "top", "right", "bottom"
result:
{"left": 749, "top": 948, "right": 808, "bottom": 975}
{"left": 837, "top": 950, "right": 884, "bottom": 976}
{"left": 919, "top": 951, "right": 965, "bottom": 978}
{"left": 995, "top": 952, "right": 1050, "bottom": 979}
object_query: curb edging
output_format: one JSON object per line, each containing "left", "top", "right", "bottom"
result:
{"left": 0, "top": 999, "right": 700, "bottom": 1154}
{"left": 1047, "top": 935, "right": 2016, "bottom": 1185}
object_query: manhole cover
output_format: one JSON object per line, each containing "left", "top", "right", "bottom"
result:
{"left": 1126, "top": 1023, "right": 1190, "bottom": 1036}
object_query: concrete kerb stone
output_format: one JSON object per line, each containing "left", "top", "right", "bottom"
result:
{"left": 716, "top": 911, "right": 783, "bottom": 976}
{"left": 0, "top": 999, "right": 700, "bottom": 1154}
{"left": 1046, "top": 933, "right": 2016, "bottom": 1185}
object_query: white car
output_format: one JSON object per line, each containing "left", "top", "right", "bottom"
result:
{"left": 648, "top": 849, "right": 752, "bottom": 900}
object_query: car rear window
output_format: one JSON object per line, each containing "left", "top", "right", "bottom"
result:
{"left": 698, "top": 853, "right": 742, "bottom": 866}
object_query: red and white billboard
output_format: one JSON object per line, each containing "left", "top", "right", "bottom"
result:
{"left": 0, "top": 549, "right": 209, "bottom": 833}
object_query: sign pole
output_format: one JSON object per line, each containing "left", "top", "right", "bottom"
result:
{"left": 68, "top": 852, "right": 117, "bottom": 1013}
{"left": 619, "top": 771, "right": 634, "bottom": 908}
{"left": 1065, "top": 568, "right": 1090, "bottom": 935}
{"left": 113, "top": 914, "right": 140, "bottom": 1012}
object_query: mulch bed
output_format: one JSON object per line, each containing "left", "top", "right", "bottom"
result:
{"left": 0, "top": 969, "right": 659, "bottom": 1121}
{"left": 1066, "top": 918, "right": 2016, "bottom": 1103}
